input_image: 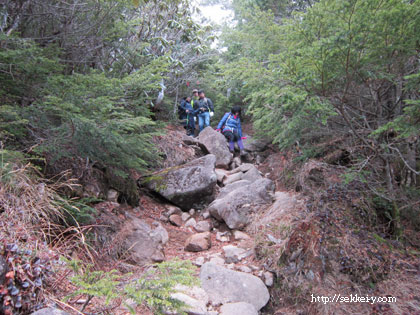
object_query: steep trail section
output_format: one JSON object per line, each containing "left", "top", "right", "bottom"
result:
{"left": 136, "top": 125, "right": 296, "bottom": 314}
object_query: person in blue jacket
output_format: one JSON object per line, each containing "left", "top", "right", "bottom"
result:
{"left": 216, "top": 105, "right": 247, "bottom": 155}
{"left": 180, "top": 96, "right": 197, "bottom": 136}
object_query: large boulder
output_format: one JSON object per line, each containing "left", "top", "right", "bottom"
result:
{"left": 243, "top": 136, "right": 271, "bottom": 153}
{"left": 200, "top": 263, "right": 270, "bottom": 311}
{"left": 117, "top": 217, "right": 166, "bottom": 265}
{"left": 208, "top": 178, "right": 275, "bottom": 229}
{"left": 197, "top": 127, "right": 232, "bottom": 169}
{"left": 143, "top": 155, "right": 218, "bottom": 210}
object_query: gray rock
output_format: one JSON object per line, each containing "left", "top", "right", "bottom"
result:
{"left": 195, "top": 221, "right": 212, "bottom": 233}
{"left": 197, "top": 127, "right": 232, "bottom": 169}
{"left": 229, "top": 163, "right": 254, "bottom": 174}
{"left": 218, "top": 180, "right": 251, "bottom": 199}
{"left": 143, "top": 155, "right": 217, "bottom": 210}
{"left": 202, "top": 211, "right": 210, "bottom": 219}
{"left": 238, "top": 266, "right": 252, "bottom": 273}
{"left": 208, "top": 178, "right": 275, "bottom": 229}
{"left": 171, "top": 293, "right": 208, "bottom": 315}
{"left": 232, "top": 157, "right": 242, "bottom": 168}
{"left": 216, "top": 231, "right": 230, "bottom": 242}
{"left": 243, "top": 137, "right": 271, "bottom": 152}
{"left": 233, "top": 230, "right": 250, "bottom": 241}
{"left": 200, "top": 263, "right": 270, "bottom": 311}
{"left": 189, "top": 208, "right": 196, "bottom": 216}
{"left": 182, "top": 212, "right": 191, "bottom": 222}
{"left": 223, "top": 172, "right": 243, "bottom": 186}
{"left": 194, "top": 257, "right": 206, "bottom": 266}
{"left": 241, "top": 166, "right": 262, "bottom": 182}
{"left": 185, "top": 218, "right": 197, "bottom": 229}
{"left": 169, "top": 214, "right": 183, "bottom": 227}
{"left": 263, "top": 271, "right": 274, "bottom": 287}
{"left": 31, "top": 308, "right": 70, "bottom": 315}
{"left": 171, "top": 285, "right": 210, "bottom": 315}
{"left": 151, "top": 222, "right": 169, "bottom": 245}
{"left": 223, "top": 245, "right": 250, "bottom": 263}
{"left": 220, "top": 302, "right": 258, "bottom": 315}
{"left": 119, "top": 218, "right": 166, "bottom": 265}
{"left": 185, "top": 232, "right": 212, "bottom": 252}
{"left": 167, "top": 206, "right": 183, "bottom": 216}
{"left": 107, "top": 189, "right": 119, "bottom": 202}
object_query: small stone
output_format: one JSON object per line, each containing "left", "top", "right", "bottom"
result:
{"left": 216, "top": 231, "right": 230, "bottom": 242}
{"left": 194, "top": 257, "right": 205, "bottom": 266}
{"left": 249, "top": 265, "right": 260, "bottom": 271}
{"left": 238, "top": 266, "right": 252, "bottom": 273}
{"left": 167, "top": 206, "right": 183, "bottom": 216}
{"left": 107, "top": 189, "right": 119, "bottom": 202}
{"left": 169, "top": 214, "right": 182, "bottom": 227}
{"left": 189, "top": 208, "right": 195, "bottom": 216}
{"left": 150, "top": 222, "right": 169, "bottom": 245}
{"left": 223, "top": 245, "right": 249, "bottom": 263}
{"left": 159, "top": 215, "right": 168, "bottom": 223}
{"left": 181, "top": 212, "right": 191, "bottom": 222}
{"left": 306, "top": 269, "right": 315, "bottom": 281}
{"left": 202, "top": 211, "right": 210, "bottom": 219}
{"left": 195, "top": 221, "right": 211, "bottom": 232}
{"left": 185, "top": 232, "right": 211, "bottom": 252}
{"left": 185, "top": 218, "right": 197, "bottom": 229}
{"left": 233, "top": 230, "right": 251, "bottom": 240}
{"left": 263, "top": 271, "right": 274, "bottom": 287}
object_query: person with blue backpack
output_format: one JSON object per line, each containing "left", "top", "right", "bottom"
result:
{"left": 216, "top": 105, "right": 247, "bottom": 156}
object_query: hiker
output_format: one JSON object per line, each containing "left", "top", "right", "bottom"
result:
{"left": 178, "top": 97, "right": 188, "bottom": 121}
{"left": 216, "top": 105, "right": 247, "bottom": 156}
{"left": 180, "top": 96, "right": 196, "bottom": 136}
{"left": 194, "top": 90, "right": 214, "bottom": 132}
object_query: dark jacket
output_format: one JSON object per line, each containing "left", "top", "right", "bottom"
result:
{"left": 217, "top": 112, "right": 242, "bottom": 137}
{"left": 180, "top": 100, "right": 196, "bottom": 115}
{"left": 194, "top": 97, "right": 214, "bottom": 114}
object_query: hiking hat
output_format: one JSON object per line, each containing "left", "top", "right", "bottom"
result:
{"left": 192, "top": 89, "right": 198, "bottom": 93}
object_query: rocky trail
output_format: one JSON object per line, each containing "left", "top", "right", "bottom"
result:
{"left": 88, "top": 125, "right": 304, "bottom": 315}
{"left": 66, "top": 125, "right": 420, "bottom": 315}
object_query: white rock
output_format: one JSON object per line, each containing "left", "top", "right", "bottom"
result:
{"left": 185, "top": 218, "right": 197, "bottom": 229}
{"left": 263, "top": 271, "right": 274, "bottom": 287}
{"left": 202, "top": 211, "right": 210, "bottom": 219}
{"left": 194, "top": 257, "right": 205, "bottom": 267}
{"left": 233, "top": 230, "right": 250, "bottom": 241}
{"left": 189, "top": 208, "right": 196, "bottom": 216}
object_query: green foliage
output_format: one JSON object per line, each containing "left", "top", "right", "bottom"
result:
{"left": 124, "top": 259, "right": 198, "bottom": 315}
{"left": 63, "top": 258, "right": 198, "bottom": 314}
{"left": 63, "top": 258, "right": 120, "bottom": 307}
{"left": 53, "top": 197, "right": 98, "bottom": 227}
{"left": 0, "top": 149, "right": 26, "bottom": 184}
